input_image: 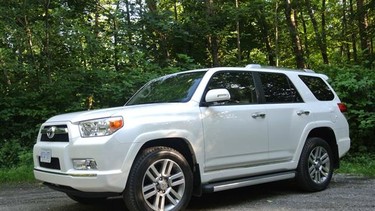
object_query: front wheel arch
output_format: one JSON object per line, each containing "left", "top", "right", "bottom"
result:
{"left": 124, "top": 146, "right": 193, "bottom": 211}
{"left": 137, "top": 138, "right": 202, "bottom": 196}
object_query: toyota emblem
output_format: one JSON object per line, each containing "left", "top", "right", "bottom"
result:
{"left": 47, "top": 126, "right": 57, "bottom": 139}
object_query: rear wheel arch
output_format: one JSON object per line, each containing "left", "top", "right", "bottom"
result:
{"left": 307, "top": 127, "right": 339, "bottom": 169}
{"left": 296, "top": 137, "right": 334, "bottom": 191}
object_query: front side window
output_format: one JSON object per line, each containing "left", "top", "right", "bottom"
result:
{"left": 127, "top": 71, "right": 206, "bottom": 105}
{"left": 205, "top": 71, "right": 257, "bottom": 105}
{"left": 299, "top": 75, "right": 334, "bottom": 101}
{"left": 259, "top": 72, "right": 302, "bottom": 103}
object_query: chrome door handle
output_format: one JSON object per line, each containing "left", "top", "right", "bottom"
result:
{"left": 252, "top": 113, "right": 266, "bottom": 118}
{"left": 297, "top": 110, "right": 310, "bottom": 116}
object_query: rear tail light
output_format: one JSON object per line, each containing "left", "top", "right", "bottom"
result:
{"left": 338, "top": 103, "right": 347, "bottom": 112}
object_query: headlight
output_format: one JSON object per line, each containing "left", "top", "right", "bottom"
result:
{"left": 79, "top": 117, "right": 123, "bottom": 138}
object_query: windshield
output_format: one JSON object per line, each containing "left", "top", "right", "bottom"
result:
{"left": 126, "top": 71, "right": 206, "bottom": 105}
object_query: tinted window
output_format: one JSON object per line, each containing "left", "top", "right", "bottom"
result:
{"left": 299, "top": 75, "right": 334, "bottom": 101}
{"left": 127, "top": 71, "right": 206, "bottom": 105}
{"left": 259, "top": 72, "right": 302, "bottom": 103}
{"left": 206, "top": 71, "right": 257, "bottom": 105}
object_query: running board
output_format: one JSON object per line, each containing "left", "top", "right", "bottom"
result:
{"left": 202, "top": 171, "right": 296, "bottom": 193}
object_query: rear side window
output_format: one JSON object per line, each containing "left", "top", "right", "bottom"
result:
{"left": 259, "top": 72, "right": 302, "bottom": 103}
{"left": 299, "top": 75, "right": 334, "bottom": 101}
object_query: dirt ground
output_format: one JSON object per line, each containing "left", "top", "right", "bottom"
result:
{"left": 1, "top": 174, "right": 374, "bottom": 211}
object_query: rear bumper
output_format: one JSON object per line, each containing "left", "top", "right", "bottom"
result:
{"left": 338, "top": 137, "right": 350, "bottom": 158}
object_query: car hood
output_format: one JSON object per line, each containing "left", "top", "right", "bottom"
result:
{"left": 46, "top": 107, "right": 126, "bottom": 123}
{"left": 45, "top": 102, "right": 198, "bottom": 124}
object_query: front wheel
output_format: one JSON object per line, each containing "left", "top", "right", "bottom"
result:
{"left": 124, "top": 146, "right": 193, "bottom": 211}
{"left": 296, "top": 137, "right": 334, "bottom": 192}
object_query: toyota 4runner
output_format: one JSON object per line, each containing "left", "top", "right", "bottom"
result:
{"left": 33, "top": 65, "right": 350, "bottom": 211}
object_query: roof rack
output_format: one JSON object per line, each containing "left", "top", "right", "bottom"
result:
{"left": 245, "top": 64, "right": 261, "bottom": 68}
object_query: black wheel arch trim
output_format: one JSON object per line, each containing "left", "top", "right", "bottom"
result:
{"left": 307, "top": 127, "right": 340, "bottom": 169}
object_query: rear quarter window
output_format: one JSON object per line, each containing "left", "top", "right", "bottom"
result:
{"left": 299, "top": 75, "right": 334, "bottom": 101}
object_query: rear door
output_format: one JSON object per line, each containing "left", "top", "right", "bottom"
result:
{"left": 257, "top": 72, "right": 313, "bottom": 163}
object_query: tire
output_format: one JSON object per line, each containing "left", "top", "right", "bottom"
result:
{"left": 66, "top": 194, "right": 106, "bottom": 204}
{"left": 124, "top": 146, "right": 193, "bottom": 211}
{"left": 296, "top": 137, "right": 334, "bottom": 192}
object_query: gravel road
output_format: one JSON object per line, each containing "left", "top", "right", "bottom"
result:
{"left": 1, "top": 174, "right": 374, "bottom": 211}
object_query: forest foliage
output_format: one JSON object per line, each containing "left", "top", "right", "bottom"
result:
{"left": 0, "top": 0, "right": 374, "bottom": 168}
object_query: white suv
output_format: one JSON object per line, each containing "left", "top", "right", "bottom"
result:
{"left": 33, "top": 65, "right": 350, "bottom": 211}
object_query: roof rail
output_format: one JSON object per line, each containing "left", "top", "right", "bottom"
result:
{"left": 244, "top": 64, "right": 315, "bottom": 73}
{"left": 245, "top": 64, "right": 261, "bottom": 68}
{"left": 303, "top": 68, "right": 315, "bottom": 73}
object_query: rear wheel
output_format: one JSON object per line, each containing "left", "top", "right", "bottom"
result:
{"left": 296, "top": 137, "right": 334, "bottom": 192}
{"left": 124, "top": 146, "right": 193, "bottom": 211}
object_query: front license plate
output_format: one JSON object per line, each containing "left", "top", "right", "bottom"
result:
{"left": 40, "top": 149, "right": 52, "bottom": 163}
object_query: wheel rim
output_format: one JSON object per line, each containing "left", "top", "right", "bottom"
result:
{"left": 142, "top": 159, "right": 186, "bottom": 211}
{"left": 308, "top": 146, "right": 331, "bottom": 184}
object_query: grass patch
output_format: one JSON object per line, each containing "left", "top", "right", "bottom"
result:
{"left": 0, "top": 153, "right": 374, "bottom": 184}
{"left": 0, "top": 164, "right": 36, "bottom": 183}
{"left": 0, "top": 151, "right": 36, "bottom": 183}
{"left": 336, "top": 153, "right": 375, "bottom": 177}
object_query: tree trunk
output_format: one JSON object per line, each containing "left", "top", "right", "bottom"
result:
{"left": 258, "top": 10, "right": 275, "bottom": 66}
{"left": 236, "top": 0, "right": 241, "bottom": 62}
{"left": 342, "top": 0, "right": 351, "bottom": 60}
{"left": 174, "top": 0, "right": 178, "bottom": 21}
{"left": 301, "top": 11, "right": 310, "bottom": 65}
{"left": 113, "top": 1, "right": 120, "bottom": 72}
{"left": 2, "top": 68, "right": 11, "bottom": 86}
{"left": 284, "top": 0, "right": 305, "bottom": 68}
{"left": 22, "top": 14, "right": 39, "bottom": 85}
{"left": 305, "top": 0, "right": 329, "bottom": 64}
{"left": 44, "top": 0, "right": 51, "bottom": 83}
{"left": 94, "top": 0, "right": 100, "bottom": 38}
{"left": 136, "top": 0, "right": 146, "bottom": 50}
{"left": 321, "top": 0, "right": 328, "bottom": 64}
{"left": 125, "top": 0, "right": 132, "bottom": 44}
{"left": 349, "top": 0, "right": 358, "bottom": 62}
{"left": 207, "top": 0, "right": 220, "bottom": 67}
{"left": 275, "top": 0, "right": 279, "bottom": 66}
{"left": 146, "top": 0, "right": 169, "bottom": 66}
{"left": 24, "top": 18, "right": 35, "bottom": 63}
{"left": 146, "top": 0, "right": 157, "bottom": 11}
{"left": 208, "top": 34, "right": 220, "bottom": 67}
{"left": 356, "top": 0, "right": 371, "bottom": 58}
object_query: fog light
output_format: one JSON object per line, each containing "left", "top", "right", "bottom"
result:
{"left": 73, "top": 159, "right": 98, "bottom": 170}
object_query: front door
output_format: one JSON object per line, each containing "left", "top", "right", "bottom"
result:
{"left": 200, "top": 71, "right": 269, "bottom": 172}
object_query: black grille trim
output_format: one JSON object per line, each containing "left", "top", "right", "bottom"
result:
{"left": 40, "top": 125, "right": 69, "bottom": 142}
{"left": 39, "top": 157, "right": 61, "bottom": 170}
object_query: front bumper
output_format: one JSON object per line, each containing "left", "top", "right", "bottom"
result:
{"left": 34, "top": 167, "right": 125, "bottom": 193}
{"left": 33, "top": 121, "right": 132, "bottom": 193}
{"left": 43, "top": 182, "right": 121, "bottom": 198}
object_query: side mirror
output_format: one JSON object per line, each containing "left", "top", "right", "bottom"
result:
{"left": 205, "top": 89, "right": 231, "bottom": 103}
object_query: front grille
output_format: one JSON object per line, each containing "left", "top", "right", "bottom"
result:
{"left": 40, "top": 125, "right": 69, "bottom": 142}
{"left": 39, "top": 157, "right": 61, "bottom": 170}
